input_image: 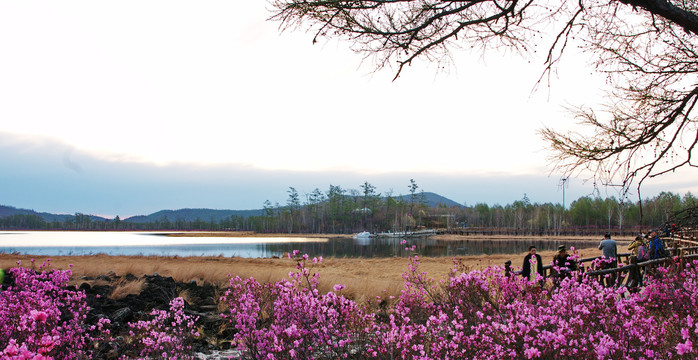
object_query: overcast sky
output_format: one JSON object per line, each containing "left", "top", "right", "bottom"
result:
{"left": 1, "top": 1, "right": 696, "bottom": 218}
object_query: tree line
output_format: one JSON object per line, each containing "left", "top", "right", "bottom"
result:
{"left": 1, "top": 181, "right": 695, "bottom": 234}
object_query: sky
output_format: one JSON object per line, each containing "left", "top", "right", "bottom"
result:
{"left": 1, "top": 1, "right": 696, "bottom": 218}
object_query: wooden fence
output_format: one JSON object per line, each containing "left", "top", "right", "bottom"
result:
{"left": 505, "top": 235, "right": 698, "bottom": 289}
{"left": 583, "top": 246, "right": 698, "bottom": 288}
{"left": 439, "top": 227, "right": 646, "bottom": 237}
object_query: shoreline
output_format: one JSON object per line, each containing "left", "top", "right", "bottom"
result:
{"left": 160, "top": 231, "right": 635, "bottom": 242}
{"left": 4, "top": 229, "right": 635, "bottom": 243}
{"left": 0, "top": 233, "right": 613, "bottom": 301}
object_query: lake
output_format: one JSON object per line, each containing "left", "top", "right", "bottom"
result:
{"left": 0, "top": 231, "right": 603, "bottom": 258}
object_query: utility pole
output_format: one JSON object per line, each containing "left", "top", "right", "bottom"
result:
{"left": 560, "top": 177, "right": 568, "bottom": 235}
{"left": 561, "top": 178, "right": 568, "bottom": 210}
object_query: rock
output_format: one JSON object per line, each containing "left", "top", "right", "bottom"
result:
{"left": 111, "top": 307, "right": 133, "bottom": 323}
{"left": 195, "top": 349, "right": 242, "bottom": 359}
{"left": 82, "top": 273, "right": 234, "bottom": 359}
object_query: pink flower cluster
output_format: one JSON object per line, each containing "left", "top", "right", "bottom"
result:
{"left": 125, "top": 297, "right": 200, "bottom": 360}
{"left": 224, "top": 252, "right": 698, "bottom": 359}
{"left": 223, "top": 253, "right": 370, "bottom": 359}
{"left": 0, "top": 260, "right": 200, "bottom": 360}
{"left": 0, "top": 260, "right": 90, "bottom": 359}
{"left": 3, "top": 252, "right": 698, "bottom": 359}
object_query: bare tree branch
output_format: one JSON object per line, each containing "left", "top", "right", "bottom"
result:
{"left": 618, "top": 0, "right": 698, "bottom": 35}
{"left": 269, "top": 0, "right": 698, "bottom": 213}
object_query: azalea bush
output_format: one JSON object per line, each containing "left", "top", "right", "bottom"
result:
{"left": 0, "top": 260, "right": 200, "bottom": 360}
{"left": 366, "top": 254, "right": 698, "bottom": 359}
{"left": 0, "top": 260, "right": 92, "bottom": 360}
{"left": 223, "top": 251, "right": 371, "bottom": 359}
{"left": 2, "top": 252, "right": 697, "bottom": 359}
{"left": 225, "top": 250, "right": 698, "bottom": 360}
{"left": 123, "top": 297, "right": 200, "bottom": 360}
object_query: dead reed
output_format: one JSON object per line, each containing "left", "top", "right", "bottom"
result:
{"left": 109, "top": 278, "right": 146, "bottom": 300}
{"left": 0, "top": 245, "right": 602, "bottom": 301}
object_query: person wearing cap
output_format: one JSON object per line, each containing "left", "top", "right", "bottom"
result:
{"left": 552, "top": 245, "right": 577, "bottom": 280}
{"left": 627, "top": 235, "right": 644, "bottom": 257}
{"left": 521, "top": 245, "right": 544, "bottom": 282}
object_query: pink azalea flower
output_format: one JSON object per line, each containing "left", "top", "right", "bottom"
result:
{"left": 3, "top": 340, "right": 19, "bottom": 356}
{"left": 524, "top": 347, "right": 541, "bottom": 358}
{"left": 30, "top": 310, "right": 49, "bottom": 323}
{"left": 676, "top": 340, "right": 693, "bottom": 355}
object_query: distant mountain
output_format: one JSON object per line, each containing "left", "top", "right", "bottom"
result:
{"left": 0, "top": 192, "right": 461, "bottom": 224}
{"left": 124, "top": 208, "right": 263, "bottom": 223}
{"left": 394, "top": 192, "right": 463, "bottom": 208}
{"left": 0, "top": 205, "right": 108, "bottom": 222}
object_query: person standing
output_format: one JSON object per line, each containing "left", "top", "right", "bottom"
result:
{"left": 627, "top": 235, "right": 643, "bottom": 260}
{"left": 552, "top": 245, "right": 577, "bottom": 279}
{"left": 598, "top": 233, "right": 618, "bottom": 266}
{"left": 598, "top": 233, "right": 618, "bottom": 286}
{"left": 629, "top": 234, "right": 651, "bottom": 262}
{"left": 649, "top": 230, "right": 666, "bottom": 259}
{"left": 521, "top": 245, "right": 544, "bottom": 282}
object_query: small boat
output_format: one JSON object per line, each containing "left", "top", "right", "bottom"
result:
{"left": 353, "top": 231, "right": 371, "bottom": 239}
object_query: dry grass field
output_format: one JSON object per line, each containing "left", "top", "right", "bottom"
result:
{"left": 0, "top": 233, "right": 623, "bottom": 302}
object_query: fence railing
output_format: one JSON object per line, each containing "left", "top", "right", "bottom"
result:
{"left": 505, "top": 243, "right": 698, "bottom": 289}
{"left": 583, "top": 247, "right": 698, "bottom": 288}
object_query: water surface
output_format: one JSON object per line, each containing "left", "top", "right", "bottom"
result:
{"left": 0, "top": 231, "right": 602, "bottom": 258}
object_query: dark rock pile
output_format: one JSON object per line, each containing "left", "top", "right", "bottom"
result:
{"left": 79, "top": 273, "right": 235, "bottom": 358}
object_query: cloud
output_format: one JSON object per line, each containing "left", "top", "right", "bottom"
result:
{"left": 62, "top": 147, "right": 84, "bottom": 175}
{"left": 2, "top": 132, "right": 696, "bottom": 218}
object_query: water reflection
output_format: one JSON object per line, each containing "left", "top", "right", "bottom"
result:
{"left": 262, "top": 237, "right": 602, "bottom": 258}
{"left": 0, "top": 232, "right": 602, "bottom": 258}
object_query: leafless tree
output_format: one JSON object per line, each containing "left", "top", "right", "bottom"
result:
{"left": 539, "top": 0, "right": 698, "bottom": 203}
{"left": 270, "top": 0, "right": 698, "bottom": 208}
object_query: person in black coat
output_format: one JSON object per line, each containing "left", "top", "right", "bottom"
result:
{"left": 521, "top": 245, "right": 544, "bottom": 281}
{"left": 552, "top": 245, "right": 577, "bottom": 280}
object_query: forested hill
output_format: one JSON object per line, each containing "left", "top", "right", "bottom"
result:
{"left": 0, "top": 205, "right": 264, "bottom": 224}
{"left": 396, "top": 192, "right": 462, "bottom": 208}
{"left": 2, "top": 191, "right": 695, "bottom": 232}
{"left": 124, "top": 192, "right": 460, "bottom": 222}
{"left": 122, "top": 193, "right": 460, "bottom": 223}
{"left": 0, "top": 205, "right": 107, "bottom": 223}
{"left": 0, "top": 192, "right": 461, "bottom": 224}
{"left": 124, "top": 209, "right": 264, "bottom": 223}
